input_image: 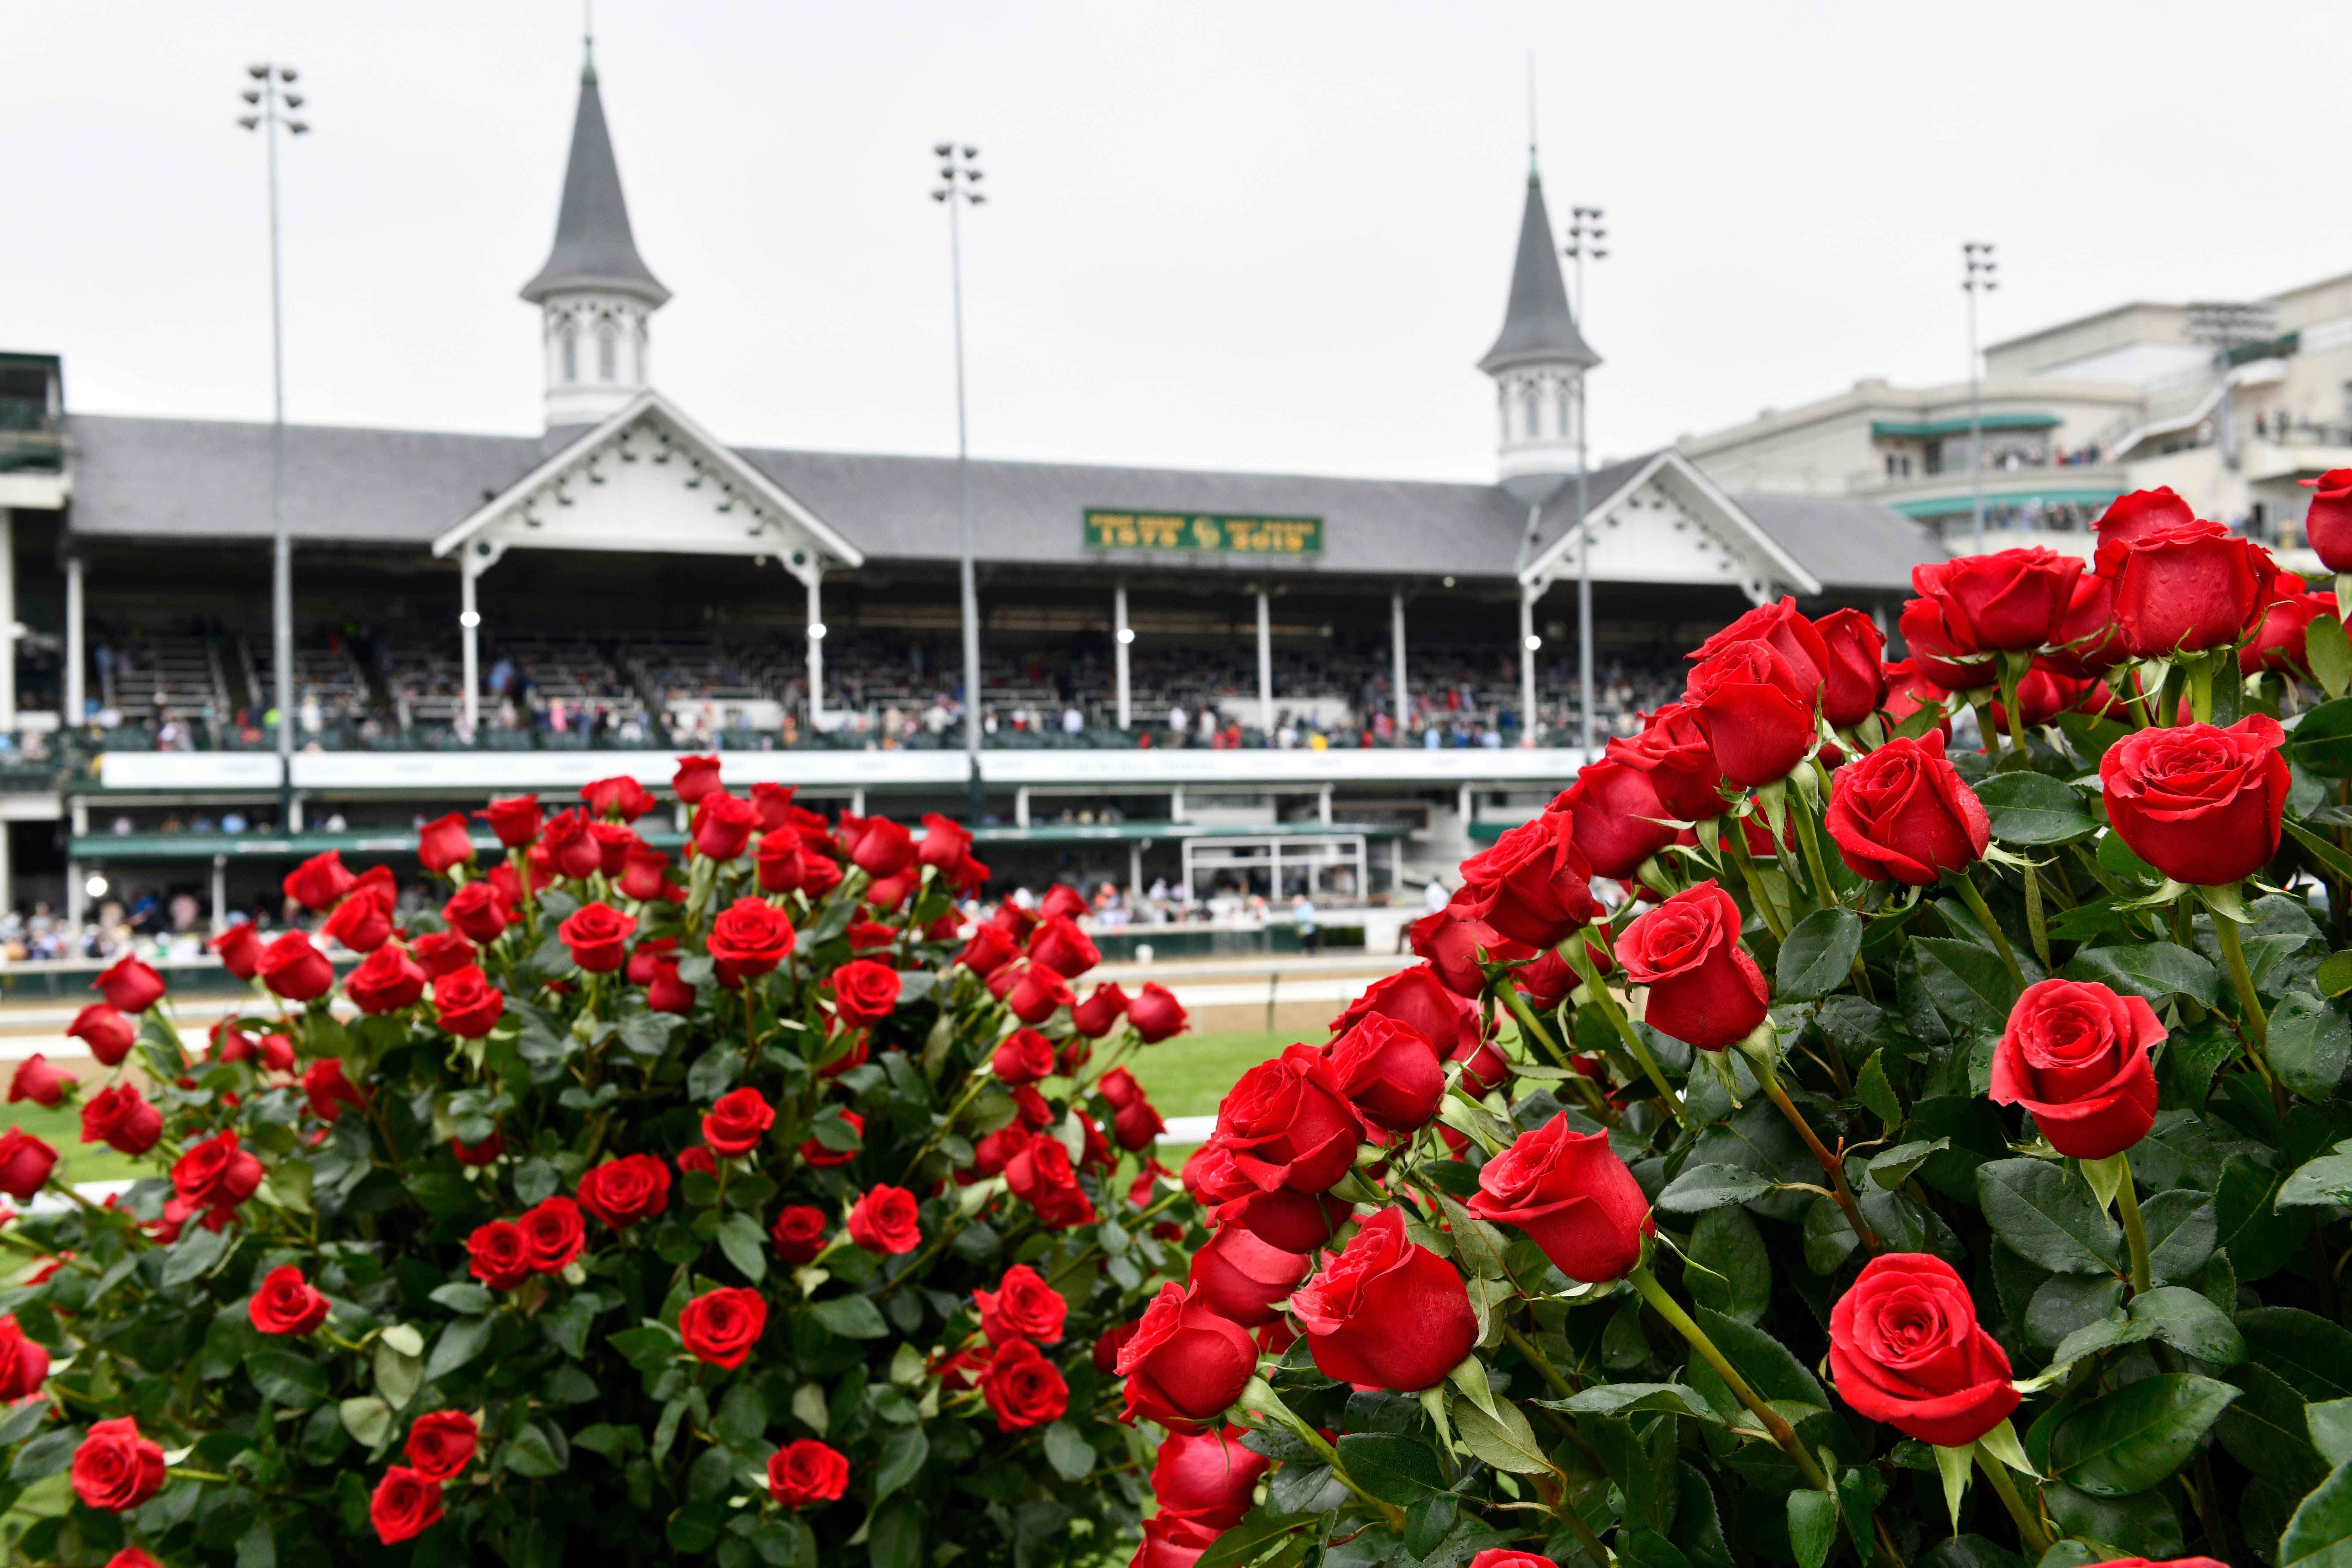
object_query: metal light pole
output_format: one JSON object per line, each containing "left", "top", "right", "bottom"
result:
{"left": 933, "top": 145, "right": 985, "bottom": 773}
{"left": 239, "top": 64, "right": 310, "bottom": 760}
{"left": 1963, "top": 241, "right": 1997, "bottom": 554}
{"left": 1566, "top": 206, "right": 1606, "bottom": 754}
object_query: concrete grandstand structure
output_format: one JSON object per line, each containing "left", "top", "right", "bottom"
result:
{"left": 0, "top": 52, "right": 1938, "bottom": 926}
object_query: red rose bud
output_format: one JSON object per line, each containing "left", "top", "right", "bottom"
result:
{"left": 576, "top": 1154, "right": 671, "bottom": 1228}
{"left": 1152, "top": 1427, "right": 1271, "bottom": 1532}
{"left": 646, "top": 958, "right": 697, "bottom": 1015}
{"left": 771, "top": 1204, "right": 830, "bottom": 1265}
{"left": 1813, "top": 607, "right": 1889, "bottom": 729}
{"left": 1690, "top": 595, "right": 1833, "bottom": 701}
{"left": 431, "top": 966, "right": 506, "bottom": 1038}
{"left": 517, "top": 1195, "right": 585, "bottom": 1273}
{"left": 8, "top": 1054, "right": 70, "bottom": 1108}
{"left": 81, "top": 1082, "right": 162, "bottom": 1156}
{"left": 2100, "top": 714, "right": 2288, "bottom": 886}
{"left": 799, "top": 1108, "right": 863, "bottom": 1168}
{"left": 2096, "top": 485, "right": 2195, "bottom": 547}
{"left": 1327, "top": 1014, "right": 1444, "bottom": 1133}
{"left": 283, "top": 850, "right": 357, "bottom": 914}
{"left": 1408, "top": 891, "right": 1527, "bottom": 997}
{"left": 707, "top": 898, "right": 796, "bottom": 988}
{"left": 556, "top": 901, "right": 636, "bottom": 973}
{"left": 409, "top": 928, "right": 477, "bottom": 980}
{"left": 991, "top": 903, "right": 1040, "bottom": 942}
{"left": 677, "top": 1145, "right": 716, "bottom": 1176}
{"left": 1615, "top": 880, "right": 1770, "bottom": 1050}
{"left": 442, "top": 880, "right": 513, "bottom": 943}
{"left": 703, "top": 1086, "right": 776, "bottom": 1157}
{"left": 1467, "top": 1111, "right": 1651, "bottom": 1281}
{"left": 1332, "top": 966, "right": 1483, "bottom": 1060}
{"left": 93, "top": 955, "right": 166, "bottom": 1015}
{"left": 1027, "top": 915, "right": 1100, "bottom": 979}
{"left": 1185, "top": 1223, "right": 1310, "bottom": 1327}
{"left": 830, "top": 958, "right": 901, "bottom": 1027}
{"left": 618, "top": 842, "right": 678, "bottom": 903}
{"left": 1685, "top": 639, "right": 1818, "bottom": 788}
{"left": 1897, "top": 595, "right": 1992, "bottom": 692}
{"left": 1461, "top": 810, "right": 1606, "bottom": 946}
{"left": 1824, "top": 731, "right": 1991, "bottom": 886}
{"left": 1070, "top": 981, "right": 1130, "bottom": 1038}
{"left": 2302, "top": 468, "right": 2352, "bottom": 571}
{"left": 2242, "top": 577, "right": 2333, "bottom": 678}
{"left": 767, "top": 1440, "right": 850, "bottom": 1508}
{"left": 1040, "top": 884, "right": 1089, "bottom": 921}
{"left": 672, "top": 755, "right": 722, "bottom": 805}
{"left": 211, "top": 922, "right": 264, "bottom": 980}
{"left": 402, "top": 1410, "right": 479, "bottom": 1481}
{"left": 1879, "top": 659, "right": 1950, "bottom": 738}
{"left": 256, "top": 933, "right": 334, "bottom": 1003}
{"left": 0, "top": 1314, "right": 48, "bottom": 1402}
{"left": 1005, "top": 962, "right": 1075, "bottom": 1026}
{"left": 1515, "top": 948, "right": 1575, "bottom": 1012}
{"left": 1094, "top": 1319, "right": 1139, "bottom": 1376}
{"left": 303, "top": 1058, "right": 367, "bottom": 1122}
{"left": 1291, "top": 1208, "right": 1478, "bottom": 1393}
{"left": 453, "top": 1130, "right": 504, "bottom": 1167}
{"left": 846, "top": 816, "right": 917, "bottom": 879}
{"left": 411, "top": 812, "right": 475, "bottom": 876}
{"left": 1215, "top": 1044, "right": 1365, "bottom": 1194}
{"left": 976, "top": 1262, "right": 1068, "bottom": 1345}
{"left": 980, "top": 1339, "right": 1070, "bottom": 1431}
{"left": 535, "top": 808, "right": 598, "bottom": 880}
{"left": 2096, "top": 518, "right": 2271, "bottom": 658}
{"left": 2044, "top": 571, "right": 2127, "bottom": 678}
{"left": 465, "top": 1219, "right": 527, "bottom": 1290}
{"left": 1116, "top": 1281, "right": 1257, "bottom": 1430}
{"left": 848, "top": 1185, "right": 923, "bottom": 1254}
{"left": 1987, "top": 665, "right": 2080, "bottom": 732}
{"left": 1990, "top": 978, "right": 2162, "bottom": 1160}
{"left": 480, "top": 793, "right": 544, "bottom": 848}
{"left": 678, "top": 1285, "right": 768, "bottom": 1368}
{"left": 741, "top": 781, "right": 795, "bottom": 830}
{"left": 918, "top": 811, "right": 974, "bottom": 869}
{"left": 70, "top": 1418, "right": 164, "bottom": 1513}
{"left": 1126, "top": 981, "right": 1188, "bottom": 1043}
{"left": 1609, "top": 703, "right": 1725, "bottom": 823}
{"left": 322, "top": 885, "right": 394, "bottom": 953}
{"left": 1549, "top": 757, "right": 1677, "bottom": 881}
{"left": 345, "top": 945, "right": 427, "bottom": 1014}
{"left": 754, "top": 830, "right": 805, "bottom": 893}
{"left": 1005, "top": 1135, "right": 1096, "bottom": 1229}
{"left": 1828, "top": 1252, "right": 2018, "bottom": 1446}
{"left": 169, "top": 1130, "right": 261, "bottom": 1227}
{"left": 1911, "top": 548, "right": 2083, "bottom": 652}
{"left": 369, "top": 1466, "right": 443, "bottom": 1546}
{"left": 0, "top": 1130, "right": 55, "bottom": 1203}
{"left": 248, "top": 1265, "right": 329, "bottom": 1334}
{"left": 584, "top": 820, "right": 635, "bottom": 876}
{"left": 992, "top": 1027, "right": 1056, "bottom": 1085}
{"left": 584, "top": 774, "right": 658, "bottom": 822}
{"left": 691, "top": 792, "right": 760, "bottom": 861}
{"left": 1110, "top": 1090, "right": 1165, "bottom": 1151}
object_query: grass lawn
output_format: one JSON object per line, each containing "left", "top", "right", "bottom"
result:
{"left": 1124, "top": 1029, "right": 1295, "bottom": 1120}
{"left": 2, "top": 1100, "right": 144, "bottom": 1187}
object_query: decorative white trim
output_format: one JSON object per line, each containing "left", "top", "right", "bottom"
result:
{"left": 1516, "top": 449, "right": 1821, "bottom": 602}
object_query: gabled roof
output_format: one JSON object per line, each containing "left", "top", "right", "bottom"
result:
{"left": 1478, "top": 173, "right": 1598, "bottom": 375}
{"left": 519, "top": 54, "right": 669, "bottom": 307}
{"left": 1517, "top": 449, "right": 1824, "bottom": 600}
{"left": 1728, "top": 493, "right": 1943, "bottom": 595}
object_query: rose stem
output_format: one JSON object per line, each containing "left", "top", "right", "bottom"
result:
{"left": 1721, "top": 824, "right": 1789, "bottom": 942}
{"left": 1498, "top": 982, "right": 1618, "bottom": 1124}
{"left": 1747, "top": 1050, "right": 1881, "bottom": 1250}
{"left": 1562, "top": 941, "right": 1685, "bottom": 1128}
{"left": 1502, "top": 1321, "right": 1582, "bottom": 1397}
{"left": 2019, "top": 862, "right": 2052, "bottom": 972}
{"left": 1625, "top": 1261, "right": 1829, "bottom": 1489}
{"left": 1952, "top": 874, "right": 2028, "bottom": 991}
{"left": 2186, "top": 651, "right": 2216, "bottom": 726}
{"left": 1972, "top": 1442, "right": 2055, "bottom": 1556}
{"left": 2114, "top": 1151, "right": 2153, "bottom": 1297}
{"left": 1237, "top": 1378, "right": 1405, "bottom": 1529}
{"left": 1995, "top": 654, "right": 2033, "bottom": 762}
{"left": 1788, "top": 797, "right": 1846, "bottom": 918}
{"left": 2209, "top": 902, "right": 2290, "bottom": 1118}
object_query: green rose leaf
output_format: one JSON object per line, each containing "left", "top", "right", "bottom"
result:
{"left": 1976, "top": 1158, "right": 2123, "bottom": 1274}
{"left": 1657, "top": 1163, "right": 1777, "bottom": 1214}
{"left": 1777, "top": 909, "right": 1864, "bottom": 1003}
{"left": 1334, "top": 1433, "right": 1445, "bottom": 1503}
{"left": 2050, "top": 1374, "right": 2238, "bottom": 1497}
{"left": 1975, "top": 771, "right": 2096, "bottom": 845}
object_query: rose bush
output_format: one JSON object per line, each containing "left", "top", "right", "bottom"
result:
{"left": 1084, "top": 493, "right": 2352, "bottom": 1568}
{"left": 0, "top": 763, "right": 1207, "bottom": 1567}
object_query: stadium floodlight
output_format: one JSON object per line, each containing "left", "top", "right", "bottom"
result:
{"left": 1963, "top": 242, "right": 1998, "bottom": 552}
{"left": 1565, "top": 205, "right": 1608, "bottom": 753}
{"left": 84, "top": 875, "right": 108, "bottom": 900}
{"left": 808, "top": 623, "right": 828, "bottom": 640}
{"left": 934, "top": 141, "right": 987, "bottom": 777}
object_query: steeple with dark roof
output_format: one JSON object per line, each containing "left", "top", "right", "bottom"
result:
{"left": 1478, "top": 164, "right": 1596, "bottom": 374}
{"left": 520, "top": 43, "right": 669, "bottom": 307}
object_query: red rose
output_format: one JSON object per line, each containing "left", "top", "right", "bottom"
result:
{"left": 1187, "top": 1140, "right": 1351, "bottom": 1250}
{"left": 2100, "top": 714, "right": 2288, "bottom": 886}
{"left": 768, "top": 1439, "right": 850, "bottom": 1507}
{"left": 2097, "top": 519, "right": 2270, "bottom": 658}
{"left": 980, "top": 1339, "right": 1070, "bottom": 1431}
{"left": 1827, "top": 1252, "right": 2019, "bottom": 1446}
{"left": 1987, "top": 665, "right": 2081, "bottom": 732}
{"left": 410, "top": 929, "right": 476, "bottom": 980}
{"left": 1006, "top": 963, "right": 1075, "bottom": 1026}
{"left": 1898, "top": 596, "right": 1992, "bottom": 692}
{"left": 70, "top": 1418, "right": 164, "bottom": 1512}
{"left": 1105, "top": 1076, "right": 1165, "bottom": 1150}
{"left": 1331, "top": 966, "right": 1483, "bottom": 1061}
{"left": 707, "top": 898, "right": 795, "bottom": 988}
{"left": 1127, "top": 982, "right": 1187, "bottom": 1043}
{"left": 1467, "top": 1112, "right": 1651, "bottom": 1282}
{"left": 416, "top": 811, "right": 478, "bottom": 875}
{"left": 1291, "top": 1208, "right": 1478, "bottom": 1393}
{"left": 772, "top": 1205, "right": 830, "bottom": 1265}
{"left": 1214, "top": 1045, "right": 1365, "bottom": 1194}
{"left": 1027, "top": 915, "right": 1101, "bottom": 979}
{"left": 1879, "top": 659, "right": 1951, "bottom": 737}
{"left": 703, "top": 1087, "right": 776, "bottom": 1157}
{"left": 678, "top": 1285, "right": 768, "bottom": 1368}
{"left": 1825, "top": 731, "right": 1991, "bottom": 886}
{"left": 830, "top": 958, "right": 901, "bottom": 1027}
{"left": 672, "top": 755, "right": 722, "bottom": 805}
{"left": 1911, "top": 548, "right": 2083, "bottom": 652}
{"left": 556, "top": 901, "right": 635, "bottom": 974}
{"left": 1327, "top": 1015, "right": 1445, "bottom": 1133}
{"left": 1153, "top": 1426, "right": 1271, "bottom": 1532}
{"left": 256, "top": 932, "right": 333, "bottom": 1002}
{"left": 211, "top": 923, "right": 264, "bottom": 980}
{"left": 2045, "top": 572, "right": 2127, "bottom": 678}
{"left": 402, "top": 1410, "right": 478, "bottom": 1481}
{"left": 1692, "top": 595, "right": 1834, "bottom": 697}
{"left": 1615, "top": 881, "right": 1769, "bottom": 1050}
{"left": 582, "top": 773, "right": 658, "bottom": 822}
{"left": 95, "top": 955, "right": 167, "bottom": 1014}
{"left": 1135, "top": 1516, "right": 1222, "bottom": 1568}
{"left": 577, "top": 1154, "right": 671, "bottom": 1228}
{"left": 976, "top": 1263, "right": 1069, "bottom": 1345}
{"left": 1408, "top": 892, "right": 1530, "bottom": 997}
{"left": 1005, "top": 1136, "right": 1095, "bottom": 1230}
{"left": 588, "top": 821, "right": 639, "bottom": 876}
{"left": 2303, "top": 469, "right": 2352, "bottom": 571}
{"left": 1990, "top": 978, "right": 2162, "bottom": 1160}
{"left": 1461, "top": 811, "right": 1605, "bottom": 947}
{"left": 369, "top": 1465, "right": 444, "bottom": 1545}
{"left": 1684, "top": 639, "right": 1818, "bottom": 787}
{"left": 691, "top": 792, "right": 760, "bottom": 861}
{"left": 0, "top": 1314, "right": 49, "bottom": 1402}
{"left": 467, "top": 1220, "right": 529, "bottom": 1290}
{"left": 1094, "top": 1320, "right": 1140, "bottom": 1377}
{"left": 1549, "top": 756, "right": 1677, "bottom": 880}
{"left": 105, "top": 1552, "right": 164, "bottom": 1568}
{"left": 646, "top": 958, "right": 697, "bottom": 1015}
{"left": 0, "top": 1130, "right": 56, "bottom": 1203}
{"left": 480, "top": 793, "right": 544, "bottom": 847}
{"left": 170, "top": 1130, "right": 261, "bottom": 1226}
{"left": 992, "top": 1028, "right": 1056, "bottom": 1084}
{"left": 1186, "top": 1224, "right": 1310, "bottom": 1328}
{"left": 848, "top": 1185, "right": 923, "bottom": 1254}
{"left": 248, "top": 1264, "right": 330, "bottom": 1334}
{"left": 321, "top": 887, "right": 394, "bottom": 953}
{"left": 1054, "top": 983, "right": 1126, "bottom": 1042}
{"left": 619, "top": 843, "right": 678, "bottom": 903}
{"left": 443, "top": 880, "right": 513, "bottom": 943}
{"left": 345, "top": 945, "right": 427, "bottom": 1014}
{"left": 1814, "top": 607, "right": 1889, "bottom": 729}
{"left": 953, "top": 922, "right": 1019, "bottom": 978}
{"left": 2098, "top": 486, "right": 2196, "bottom": 546}
{"left": 845, "top": 815, "right": 917, "bottom": 878}
{"left": 81, "top": 1083, "right": 162, "bottom": 1157}
{"left": 538, "top": 808, "right": 602, "bottom": 880}
{"left": 453, "top": 1131, "right": 504, "bottom": 1167}
{"left": 1465, "top": 1554, "right": 1555, "bottom": 1568}
{"left": 2242, "top": 578, "right": 2333, "bottom": 678}
{"left": 8, "top": 1054, "right": 68, "bottom": 1109}
{"left": 519, "top": 1196, "right": 585, "bottom": 1272}
{"left": 432, "top": 966, "right": 506, "bottom": 1038}
{"left": 753, "top": 830, "right": 806, "bottom": 893}
{"left": 1610, "top": 703, "right": 1725, "bottom": 823}
{"left": 799, "top": 1109, "right": 863, "bottom": 1169}
{"left": 283, "top": 850, "right": 357, "bottom": 914}
{"left": 303, "top": 1058, "right": 366, "bottom": 1122}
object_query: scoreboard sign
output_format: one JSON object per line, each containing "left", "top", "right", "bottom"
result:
{"left": 1083, "top": 509, "right": 1323, "bottom": 556}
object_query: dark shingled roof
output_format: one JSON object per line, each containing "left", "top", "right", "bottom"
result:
{"left": 519, "top": 60, "right": 669, "bottom": 307}
{"left": 1478, "top": 174, "right": 1598, "bottom": 374}
{"left": 1729, "top": 493, "right": 1942, "bottom": 596}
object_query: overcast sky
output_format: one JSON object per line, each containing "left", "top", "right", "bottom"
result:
{"left": 3, "top": 2, "right": 2345, "bottom": 484}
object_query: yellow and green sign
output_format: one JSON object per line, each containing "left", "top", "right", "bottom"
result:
{"left": 1083, "top": 509, "right": 1323, "bottom": 555}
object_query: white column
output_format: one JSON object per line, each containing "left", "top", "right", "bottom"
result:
{"left": 66, "top": 859, "right": 82, "bottom": 930}
{"left": 63, "top": 553, "right": 84, "bottom": 724}
{"left": 0, "top": 510, "right": 15, "bottom": 730}
{"left": 1255, "top": 590, "right": 1273, "bottom": 734}
{"left": 0, "top": 824, "right": 12, "bottom": 924}
{"left": 806, "top": 567, "right": 825, "bottom": 729}
{"left": 1113, "top": 587, "right": 1131, "bottom": 730}
{"left": 1389, "top": 591, "right": 1407, "bottom": 744}
{"left": 211, "top": 854, "right": 227, "bottom": 934}
{"left": 460, "top": 559, "right": 481, "bottom": 732}
{"left": 1128, "top": 844, "right": 1141, "bottom": 896}
{"left": 1318, "top": 785, "right": 1332, "bottom": 824}
{"left": 1519, "top": 589, "right": 1538, "bottom": 745}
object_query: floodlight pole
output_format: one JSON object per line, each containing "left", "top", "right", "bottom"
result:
{"left": 1963, "top": 242, "right": 1997, "bottom": 554}
{"left": 934, "top": 145, "right": 985, "bottom": 780}
{"left": 1568, "top": 207, "right": 1606, "bottom": 755}
{"left": 240, "top": 65, "right": 308, "bottom": 763}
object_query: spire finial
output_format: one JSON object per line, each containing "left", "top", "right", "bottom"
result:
{"left": 582, "top": 0, "right": 597, "bottom": 84}
{"left": 1526, "top": 53, "right": 1540, "bottom": 186}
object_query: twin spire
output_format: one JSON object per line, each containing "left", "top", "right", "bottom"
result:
{"left": 520, "top": 41, "right": 667, "bottom": 308}
{"left": 1479, "top": 155, "right": 1598, "bottom": 375}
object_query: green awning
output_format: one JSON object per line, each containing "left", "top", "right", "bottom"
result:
{"left": 1870, "top": 413, "right": 2062, "bottom": 440}
{"left": 1887, "top": 487, "right": 2122, "bottom": 519}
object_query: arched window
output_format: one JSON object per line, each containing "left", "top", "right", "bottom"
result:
{"left": 596, "top": 321, "right": 618, "bottom": 381}
{"left": 560, "top": 322, "right": 579, "bottom": 384}
{"left": 1522, "top": 383, "right": 1543, "bottom": 440}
